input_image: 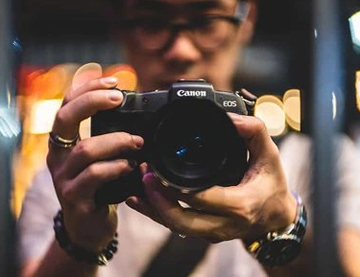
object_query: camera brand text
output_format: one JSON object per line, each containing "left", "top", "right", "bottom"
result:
{"left": 177, "top": 90, "right": 207, "bottom": 97}
{"left": 223, "top": 101, "right": 237, "bottom": 107}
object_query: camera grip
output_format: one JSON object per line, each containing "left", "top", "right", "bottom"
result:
{"left": 94, "top": 167, "right": 145, "bottom": 205}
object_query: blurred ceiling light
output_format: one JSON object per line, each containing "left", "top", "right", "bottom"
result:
{"left": 29, "top": 99, "right": 62, "bottom": 134}
{"left": 332, "top": 91, "right": 337, "bottom": 120}
{"left": 105, "top": 64, "right": 137, "bottom": 91}
{"left": 254, "top": 95, "right": 286, "bottom": 137}
{"left": 283, "top": 89, "right": 301, "bottom": 131}
{"left": 349, "top": 11, "right": 360, "bottom": 50}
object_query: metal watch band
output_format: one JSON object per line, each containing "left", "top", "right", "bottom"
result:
{"left": 244, "top": 191, "right": 307, "bottom": 267}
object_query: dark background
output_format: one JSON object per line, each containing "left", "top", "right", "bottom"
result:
{"left": 12, "top": 0, "right": 360, "bottom": 133}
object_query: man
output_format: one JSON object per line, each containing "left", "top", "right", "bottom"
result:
{"left": 17, "top": 0, "right": 360, "bottom": 277}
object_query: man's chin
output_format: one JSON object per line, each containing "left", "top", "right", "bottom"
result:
{"left": 139, "top": 76, "right": 209, "bottom": 91}
{"left": 157, "top": 77, "right": 208, "bottom": 90}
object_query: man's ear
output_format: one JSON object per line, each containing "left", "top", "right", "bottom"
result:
{"left": 237, "top": 1, "right": 258, "bottom": 45}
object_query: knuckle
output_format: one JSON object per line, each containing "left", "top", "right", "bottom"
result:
{"left": 118, "top": 160, "right": 133, "bottom": 173}
{"left": 72, "top": 140, "right": 93, "bottom": 160}
{"left": 85, "top": 163, "right": 102, "bottom": 180}
{"left": 59, "top": 183, "right": 78, "bottom": 207}
{"left": 115, "top": 132, "right": 139, "bottom": 149}
{"left": 117, "top": 132, "right": 132, "bottom": 142}
{"left": 84, "top": 89, "right": 97, "bottom": 103}
{"left": 167, "top": 218, "right": 185, "bottom": 234}
{"left": 62, "top": 91, "right": 73, "bottom": 104}
{"left": 54, "top": 108, "right": 69, "bottom": 127}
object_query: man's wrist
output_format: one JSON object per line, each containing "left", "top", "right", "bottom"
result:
{"left": 53, "top": 210, "right": 118, "bottom": 266}
{"left": 243, "top": 191, "right": 307, "bottom": 267}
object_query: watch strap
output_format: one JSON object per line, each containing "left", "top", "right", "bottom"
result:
{"left": 53, "top": 210, "right": 118, "bottom": 266}
{"left": 244, "top": 191, "right": 307, "bottom": 267}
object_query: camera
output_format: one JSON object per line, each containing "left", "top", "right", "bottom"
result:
{"left": 91, "top": 79, "right": 254, "bottom": 205}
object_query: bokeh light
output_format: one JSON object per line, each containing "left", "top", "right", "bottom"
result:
{"left": 254, "top": 95, "right": 286, "bottom": 136}
{"left": 283, "top": 89, "right": 301, "bottom": 131}
{"left": 104, "top": 64, "right": 137, "bottom": 90}
{"left": 28, "top": 99, "right": 62, "bottom": 134}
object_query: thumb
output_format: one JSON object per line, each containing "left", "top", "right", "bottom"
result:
{"left": 228, "top": 114, "right": 278, "bottom": 162}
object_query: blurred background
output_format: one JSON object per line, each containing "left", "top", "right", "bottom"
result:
{"left": 7, "top": 0, "right": 360, "bottom": 218}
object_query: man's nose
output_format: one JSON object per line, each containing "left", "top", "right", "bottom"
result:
{"left": 162, "top": 32, "right": 202, "bottom": 63}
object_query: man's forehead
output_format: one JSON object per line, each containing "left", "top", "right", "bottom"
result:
{"left": 124, "top": 0, "right": 237, "bottom": 12}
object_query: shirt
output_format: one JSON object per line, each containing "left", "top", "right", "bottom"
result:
{"left": 17, "top": 132, "right": 360, "bottom": 277}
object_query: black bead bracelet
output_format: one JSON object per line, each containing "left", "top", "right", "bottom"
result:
{"left": 53, "top": 210, "right": 118, "bottom": 266}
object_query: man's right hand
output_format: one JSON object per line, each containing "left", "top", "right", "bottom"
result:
{"left": 47, "top": 66, "right": 144, "bottom": 253}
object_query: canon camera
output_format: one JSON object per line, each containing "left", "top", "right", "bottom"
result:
{"left": 91, "top": 79, "right": 254, "bottom": 205}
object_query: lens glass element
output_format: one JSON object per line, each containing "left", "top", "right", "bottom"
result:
{"left": 150, "top": 98, "right": 233, "bottom": 191}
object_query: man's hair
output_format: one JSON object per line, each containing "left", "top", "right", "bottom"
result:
{"left": 108, "top": 0, "right": 125, "bottom": 17}
{"left": 108, "top": 0, "right": 246, "bottom": 15}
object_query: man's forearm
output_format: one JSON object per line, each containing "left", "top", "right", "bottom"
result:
{"left": 22, "top": 240, "right": 99, "bottom": 277}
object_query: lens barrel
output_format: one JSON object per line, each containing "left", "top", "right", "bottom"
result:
{"left": 149, "top": 98, "right": 247, "bottom": 192}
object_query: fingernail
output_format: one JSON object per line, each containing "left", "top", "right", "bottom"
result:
{"left": 101, "top": 76, "right": 118, "bottom": 87}
{"left": 142, "top": 172, "right": 156, "bottom": 184}
{"left": 125, "top": 197, "right": 137, "bottom": 209}
{"left": 131, "top": 135, "right": 144, "bottom": 148}
{"left": 107, "top": 89, "right": 123, "bottom": 102}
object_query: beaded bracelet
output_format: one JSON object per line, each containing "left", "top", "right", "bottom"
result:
{"left": 53, "top": 210, "right": 118, "bottom": 266}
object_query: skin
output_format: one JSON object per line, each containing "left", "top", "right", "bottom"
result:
{"left": 20, "top": 0, "right": 360, "bottom": 277}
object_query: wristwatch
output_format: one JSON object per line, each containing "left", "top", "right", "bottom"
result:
{"left": 244, "top": 192, "right": 307, "bottom": 267}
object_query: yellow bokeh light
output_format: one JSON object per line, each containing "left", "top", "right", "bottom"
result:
{"left": 72, "top": 62, "right": 103, "bottom": 91}
{"left": 105, "top": 64, "right": 138, "bottom": 91}
{"left": 112, "top": 70, "right": 137, "bottom": 91}
{"left": 28, "top": 99, "right": 63, "bottom": 134}
{"left": 30, "top": 65, "right": 71, "bottom": 99}
{"left": 283, "top": 89, "right": 301, "bottom": 131}
{"left": 254, "top": 95, "right": 286, "bottom": 137}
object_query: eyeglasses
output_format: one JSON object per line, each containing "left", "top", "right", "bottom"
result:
{"left": 121, "top": 4, "right": 248, "bottom": 52}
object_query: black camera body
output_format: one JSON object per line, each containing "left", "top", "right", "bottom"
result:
{"left": 91, "top": 79, "right": 253, "bottom": 204}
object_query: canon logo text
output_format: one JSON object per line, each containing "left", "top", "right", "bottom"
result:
{"left": 177, "top": 90, "right": 207, "bottom": 97}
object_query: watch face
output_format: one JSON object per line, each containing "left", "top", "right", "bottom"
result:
{"left": 257, "top": 239, "right": 301, "bottom": 267}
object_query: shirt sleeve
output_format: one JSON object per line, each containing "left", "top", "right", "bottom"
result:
{"left": 280, "top": 132, "right": 360, "bottom": 231}
{"left": 335, "top": 134, "right": 360, "bottom": 230}
{"left": 16, "top": 167, "right": 61, "bottom": 266}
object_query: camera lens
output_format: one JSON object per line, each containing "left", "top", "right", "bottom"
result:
{"left": 174, "top": 134, "right": 207, "bottom": 166}
{"left": 158, "top": 112, "right": 226, "bottom": 179}
{"left": 149, "top": 98, "right": 244, "bottom": 192}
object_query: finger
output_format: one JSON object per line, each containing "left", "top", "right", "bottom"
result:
{"left": 63, "top": 133, "right": 144, "bottom": 178}
{"left": 52, "top": 88, "right": 123, "bottom": 140}
{"left": 177, "top": 185, "right": 247, "bottom": 215}
{"left": 125, "top": 196, "right": 164, "bottom": 225}
{"left": 142, "top": 172, "right": 243, "bottom": 218}
{"left": 63, "top": 76, "right": 119, "bottom": 105}
{"left": 227, "top": 114, "right": 279, "bottom": 161}
{"left": 61, "top": 158, "right": 139, "bottom": 204}
{"left": 139, "top": 162, "right": 149, "bottom": 175}
{"left": 142, "top": 173, "right": 226, "bottom": 237}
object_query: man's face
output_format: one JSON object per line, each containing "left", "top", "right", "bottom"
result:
{"left": 119, "top": 0, "right": 254, "bottom": 91}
